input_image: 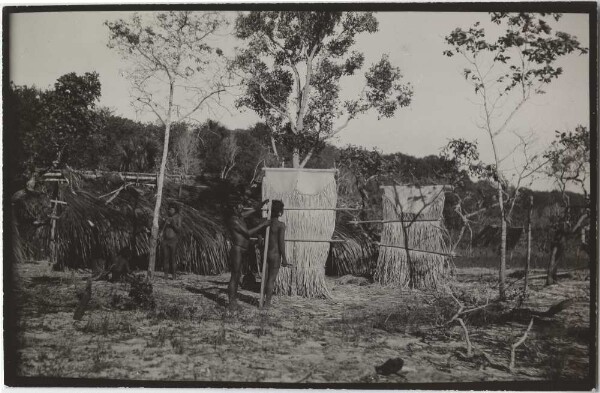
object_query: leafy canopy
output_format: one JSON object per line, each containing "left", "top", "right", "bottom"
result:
{"left": 233, "top": 11, "right": 413, "bottom": 162}
{"left": 12, "top": 72, "right": 102, "bottom": 171}
{"left": 444, "top": 13, "right": 588, "bottom": 97}
{"left": 106, "top": 11, "right": 228, "bottom": 124}
{"left": 544, "top": 125, "right": 590, "bottom": 198}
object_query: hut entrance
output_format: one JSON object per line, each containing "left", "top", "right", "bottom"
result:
{"left": 262, "top": 168, "right": 337, "bottom": 298}
{"left": 375, "top": 185, "right": 451, "bottom": 290}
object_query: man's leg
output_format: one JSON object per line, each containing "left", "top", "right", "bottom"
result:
{"left": 168, "top": 241, "right": 177, "bottom": 279}
{"left": 228, "top": 246, "right": 243, "bottom": 307}
{"left": 161, "top": 242, "right": 170, "bottom": 279}
{"left": 264, "top": 259, "right": 280, "bottom": 308}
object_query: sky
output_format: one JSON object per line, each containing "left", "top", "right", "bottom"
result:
{"left": 8, "top": 9, "right": 591, "bottom": 191}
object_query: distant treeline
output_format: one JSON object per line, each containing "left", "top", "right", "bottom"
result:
{"left": 6, "top": 74, "right": 586, "bottom": 261}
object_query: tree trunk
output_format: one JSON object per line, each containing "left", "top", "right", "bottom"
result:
{"left": 299, "top": 147, "right": 315, "bottom": 168}
{"left": 524, "top": 195, "right": 533, "bottom": 296}
{"left": 498, "top": 185, "right": 507, "bottom": 300}
{"left": 270, "top": 135, "right": 280, "bottom": 161}
{"left": 292, "top": 148, "right": 300, "bottom": 168}
{"left": 147, "top": 82, "right": 174, "bottom": 279}
{"left": 546, "top": 229, "right": 566, "bottom": 285}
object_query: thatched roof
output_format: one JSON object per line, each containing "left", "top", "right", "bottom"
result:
{"left": 15, "top": 169, "right": 231, "bottom": 274}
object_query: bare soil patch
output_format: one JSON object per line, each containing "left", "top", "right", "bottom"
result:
{"left": 11, "top": 262, "right": 591, "bottom": 384}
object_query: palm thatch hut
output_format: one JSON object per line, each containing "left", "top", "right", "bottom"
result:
{"left": 262, "top": 168, "right": 337, "bottom": 298}
{"left": 15, "top": 169, "right": 229, "bottom": 275}
{"left": 375, "top": 185, "right": 451, "bottom": 289}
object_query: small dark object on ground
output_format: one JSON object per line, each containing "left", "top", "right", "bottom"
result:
{"left": 127, "top": 274, "right": 156, "bottom": 310}
{"left": 337, "top": 275, "right": 371, "bottom": 286}
{"left": 375, "top": 357, "right": 404, "bottom": 375}
{"left": 508, "top": 270, "right": 526, "bottom": 279}
{"left": 91, "top": 258, "right": 106, "bottom": 275}
{"left": 241, "top": 272, "right": 260, "bottom": 292}
{"left": 73, "top": 277, "right": 92, "bottom": 320}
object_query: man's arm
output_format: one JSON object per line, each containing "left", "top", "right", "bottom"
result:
{"left": 248, "top": 219, "right": 270, "bottom": 236}
{"left": 241, "top": 199, "right": 269, "bottom": 218}
{"left": 231, "top": 217, "right": 251, "bottom": 239}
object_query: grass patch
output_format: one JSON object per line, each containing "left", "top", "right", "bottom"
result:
{"left": 90, "top": 341, "right": 115, "bottom": 373}
{"left": 84, "top": 313, "right": 134, "bottom": 335}
{"left": 149, "top": 302, "right": 203, "bottom": 321}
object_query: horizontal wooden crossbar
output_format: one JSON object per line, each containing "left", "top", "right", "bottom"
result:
{"left": 249, "top": 238, "right": 346, "bottom": 243}
{"left": 244, "top": 207, "right": 360, "bottom": 211}
{"left": 349, "top": 218, "right": 440, "bottom": 224}
{"left": 379, "top": 184, "right": 451, "bottom": 189}
{"left": 377, "top": 243, "right": 455, "bottom": 257}
{"left": 263, "top": 168, "right": 338, "bottom": 173}
{"left": 286, "top": 239, "right": 347, "bottom": 243}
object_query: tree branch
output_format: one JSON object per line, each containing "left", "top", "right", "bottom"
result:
{"left": 509, "top": 317, "right": 534, "bottom": 371}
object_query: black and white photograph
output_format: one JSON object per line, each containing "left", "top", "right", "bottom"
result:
{"left": 3, "top": 2, "right": 597, "bottom": 389}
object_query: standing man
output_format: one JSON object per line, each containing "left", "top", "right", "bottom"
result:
{"left": 161, "top": 203, "right": 182, "bottom": 280}
{"left": 264, "top": 200, "right": 292, "bottom": 308}
{"left": 226, "top": 197, "right": 270, "bottom": 309}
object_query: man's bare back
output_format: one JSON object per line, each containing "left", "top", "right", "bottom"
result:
{"left": 267, "top": 220, "right": 288, "bottom": 267}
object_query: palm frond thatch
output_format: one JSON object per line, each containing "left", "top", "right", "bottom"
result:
{"left": 16, "top": 169, "right": 230, "bottom": 275}
{"left": 330, "top": 215, "right": 377, "bottom": 277}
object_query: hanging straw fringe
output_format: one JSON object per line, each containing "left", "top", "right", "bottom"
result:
{"left": 262, "top": 170, "right": 337, "bottom": 298}
{"left": 375, "top": 185, "right": 451, "bottom": 290}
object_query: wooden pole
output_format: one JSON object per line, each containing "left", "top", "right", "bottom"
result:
{"left": 259, "top": 201, "right": 272, "bottom": 309}
{"left": 377, "top": 243, "right": 456, "bottom": 257}
{"left": 49, "top": 184, "right": 61, "bottom": 269}
{"left": 246, "top": 207, "right": 360, "bottom": 211}
{"left": 250, "top": 238, "right": 346, "bottom": 243}
{"left": 524, "top": 195, "right": 533, "bottom": 296}
{"left": 349, "top": 218, "right": 440, "bottom": 224}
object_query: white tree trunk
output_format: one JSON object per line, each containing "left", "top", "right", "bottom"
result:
{"left": 147, "top": 82, "right": 174, "bottom": 279}
{"left": 498, "top": 184, "right": 507, "bottom": 299}
{"left": 292, "top": 148, "right": 300, "bottom": 168}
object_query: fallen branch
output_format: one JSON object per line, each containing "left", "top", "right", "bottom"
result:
{"left": 478, "top": 350, "right": 511, "bottom": 373}
{"left": 447, "top": 288, "right": 472, "bottom": 356}
{"left": 100, "top": 182, "right": 134, "bottom": 205}
{"left": 295, "top": 369, "right": 314, "bottom": 383}
{"left": 456, "top": 318, "right": 472, "bottom": 357}
{"left": 510, "top": 317, "right": 534, "bottom": 371}
{"left": 446, "top": 288, "right": 491, "bottom": 324}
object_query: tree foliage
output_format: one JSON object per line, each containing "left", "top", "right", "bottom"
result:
{"left": 233, "top": 11, "right": 413, "bottom": 167}
{"left": 544, "top": 125, "right": 590, "bottom": 199}
{"left": 444, "top": 13, "right": 587, "bottom": 97}
{"left": 8, "top": 72, "right": 102, "bottom": 173}
{"left": 106, "top": 11, "right": 229, "bottom": 124}
{"left": 443, "top": 12, "right": 587, "bottom": 298}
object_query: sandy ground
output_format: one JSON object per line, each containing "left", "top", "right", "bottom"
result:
{"left": 9, "top": 261, "right": 592, "bottom": 385}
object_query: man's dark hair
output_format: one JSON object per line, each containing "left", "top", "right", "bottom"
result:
{"left": 271, "top": 200, "right": 284, "bottom": 218}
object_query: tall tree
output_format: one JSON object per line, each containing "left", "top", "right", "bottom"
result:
{"left": 543, "top": 125, "right": 590, "bottom": 284}
{"left": 106, "top": 11, "right": 229, "bottom": 278}
{"left": 9, "top": 73, "right": 102, "bottom": 174}
{"left": 233, "top": 11, "right": 413, "bottom": 168}
{"left": 443, "top": 12, "right": 587, "bottom": 299}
